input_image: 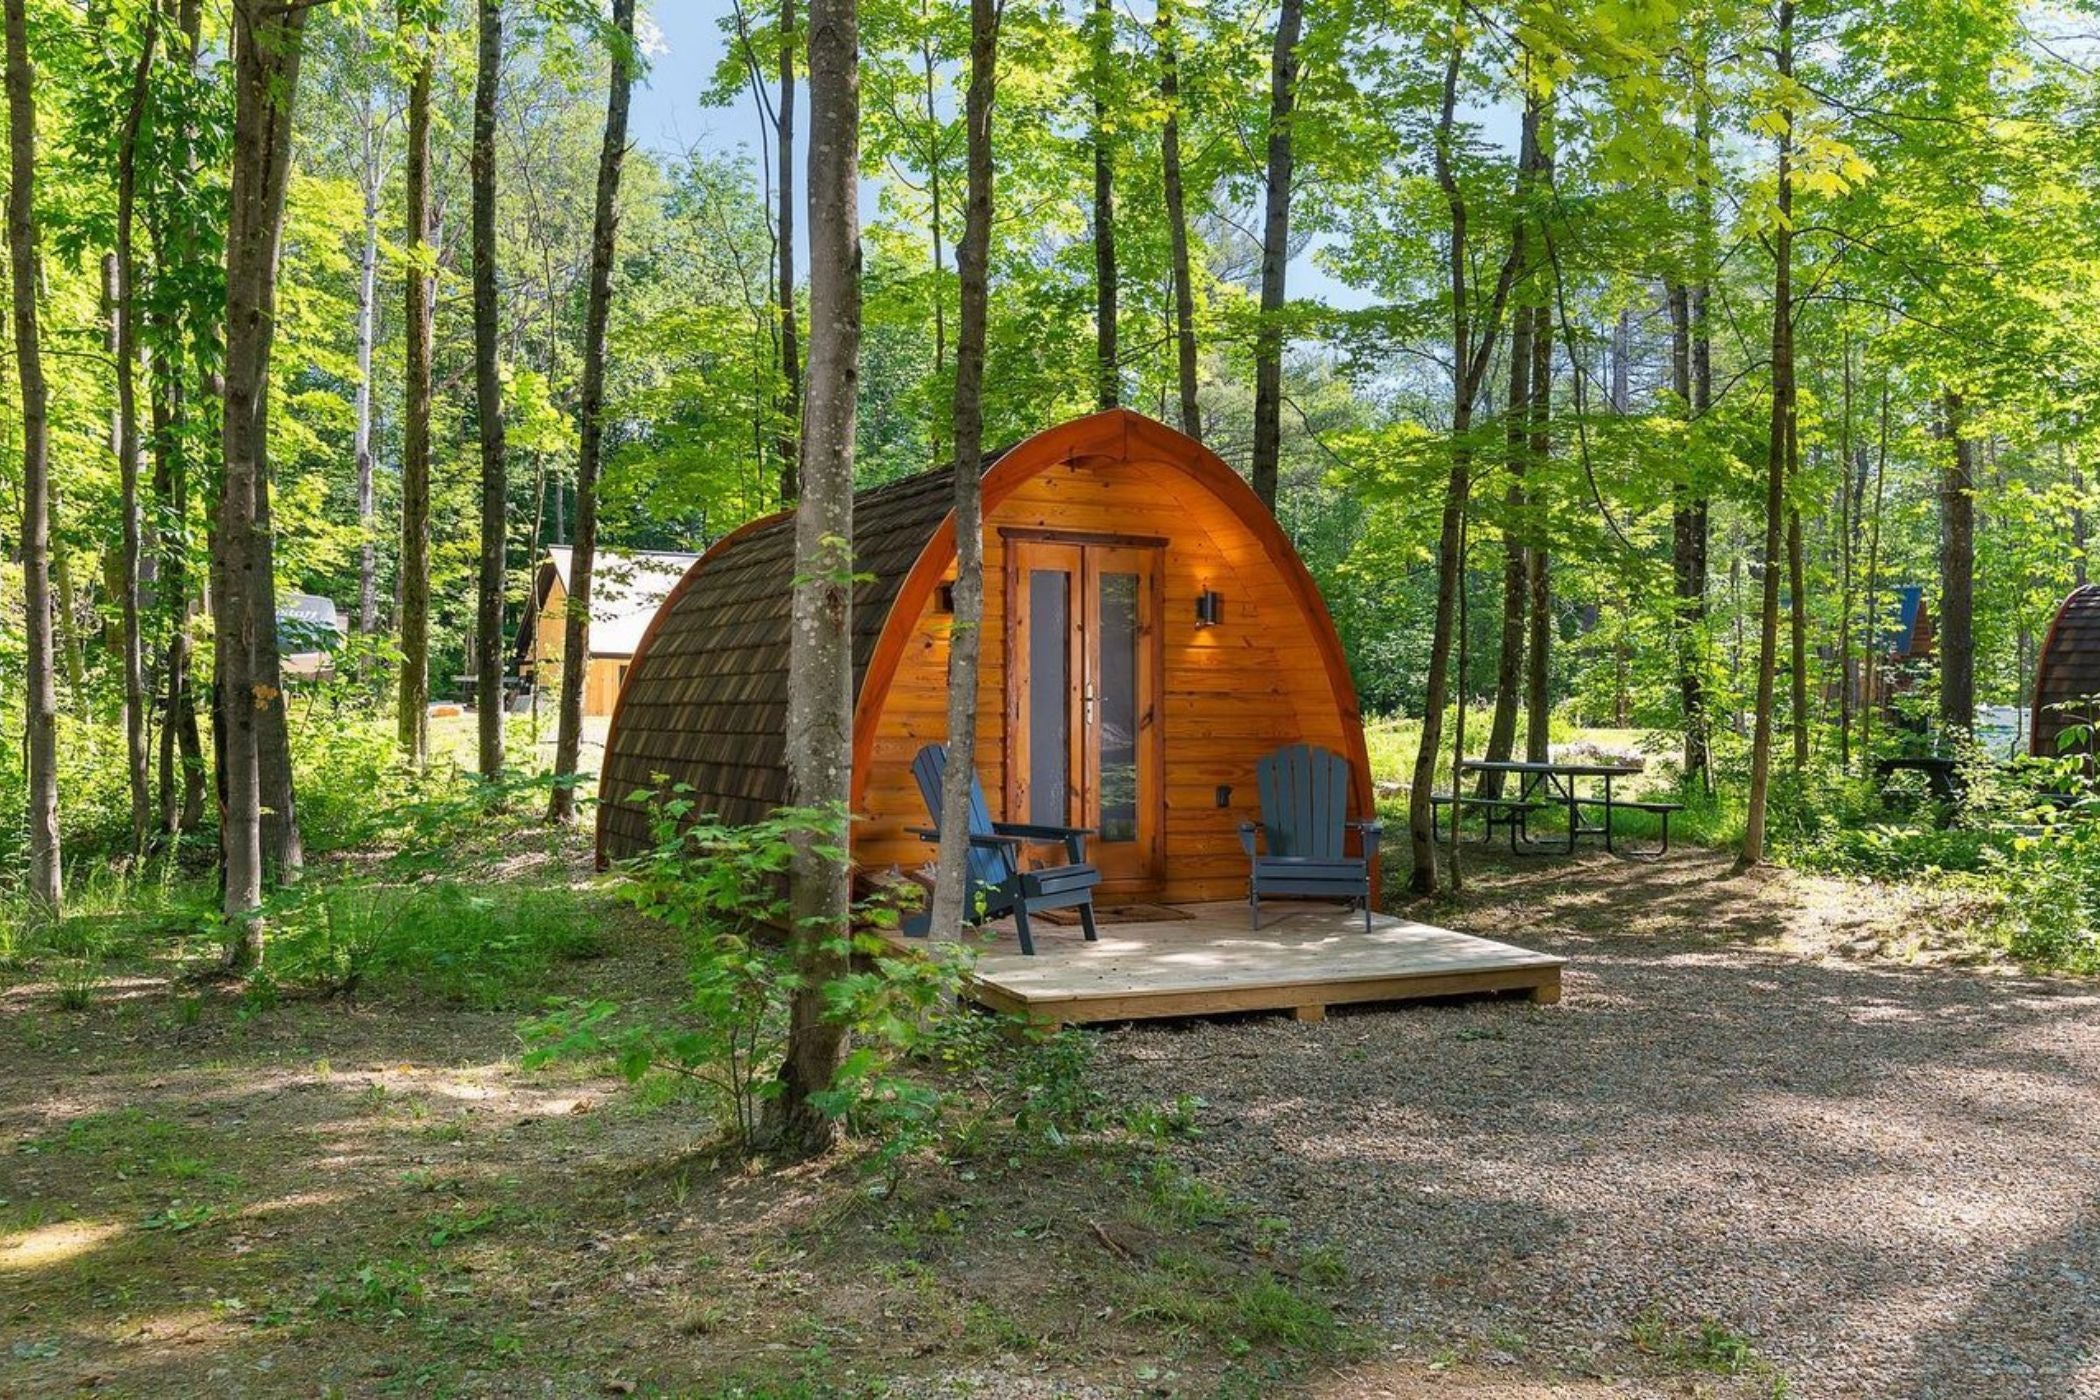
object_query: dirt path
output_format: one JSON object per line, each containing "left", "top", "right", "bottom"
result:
{"left": 3, "top": 848, "right": 2096, "bottom": 1397}
{"left": 1094, "top": 849, "right": 2100, "bottom": 1398}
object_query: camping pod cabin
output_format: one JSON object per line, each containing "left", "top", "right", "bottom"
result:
{"left": 2032, "top": 583, "right": 2100, "bottom": 761}
{"left": 518, "top": 547, "right": 700, "bottom": 717}
{"left": 595, "top": 408, "right": 1375, "bottom": 907}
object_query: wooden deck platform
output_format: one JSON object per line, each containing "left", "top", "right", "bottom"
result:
{"left": 906, "top": 901, "right": 1564, "bottom": 1030}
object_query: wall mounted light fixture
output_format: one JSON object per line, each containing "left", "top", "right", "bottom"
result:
{"left": 1195, "top": 589, "right": 1224, "bottom": 627}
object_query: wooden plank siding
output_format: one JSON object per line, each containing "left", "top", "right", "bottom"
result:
{"left": 2033, "top": 583, "right": 2100, "bottom": 759}
{"left": 598, "top": 409, "right": 1374, "bottom": 907}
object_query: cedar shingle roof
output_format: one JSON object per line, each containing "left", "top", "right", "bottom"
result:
{"left": 2033, "top": 584, "right": 2100, "bottom": 758}
{"left": 596, "top": 465, "right": 963, "bottom": 860}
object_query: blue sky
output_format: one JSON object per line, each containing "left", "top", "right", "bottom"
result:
{"left": 622, "top": 2, "right": 1373, "bottom": 309}
{"left": 630, "top": 6, "right": 765, "bottom": 162}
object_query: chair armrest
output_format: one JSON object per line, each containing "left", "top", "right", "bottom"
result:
{"left": 909, "top": 825, "right": 1022, "bottom": 850}
{"left": 992, "top": 821, "right": 1092, "bottom": 863}
{"left": 1238, "top": 821, "right": 1261, "bottom": 857}
{"left": 991, "top": 821, "right": 1096, "bottom": 840}
{"left": 967, "top": 832, "right": 1025, "bottom": 848}
{"left": 1350, "top": 820, "right": 1385, "bottom": 858}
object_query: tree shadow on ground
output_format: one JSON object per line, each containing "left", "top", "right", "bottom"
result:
{"left": 1092, "top": 846, "right": 2100, "bottom": 1396}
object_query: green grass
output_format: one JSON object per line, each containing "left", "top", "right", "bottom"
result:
{"left": 260, "top": 878, "right": 607, "bottom": 1007}
{"left": 1630, "top": 1307, "right": 1790, "bottom": 1393}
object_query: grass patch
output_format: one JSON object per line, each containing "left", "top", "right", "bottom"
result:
{"left": 262, "top": 878, "right": 606, "bottom": 1007}
{"left": 1630, "top": 1307, "right": 1791, "bottom": 1393}
{"left": 21, "top": 1108, "right": 235, "bottom": 1189}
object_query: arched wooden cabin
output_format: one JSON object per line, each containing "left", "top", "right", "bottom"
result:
{"left": 596, "top": 408, "right": 1375, "bottom": 906}
{"left": 2032, "top": 583, "right": 2100, "bottom": 759}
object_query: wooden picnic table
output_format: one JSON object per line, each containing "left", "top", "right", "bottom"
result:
{"left": 1455, "top": 757, "right": 1647, "bottom": 854}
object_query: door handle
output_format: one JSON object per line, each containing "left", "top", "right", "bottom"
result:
{"left": 1083, "top": 682, "right": 1095, "bottom": 729}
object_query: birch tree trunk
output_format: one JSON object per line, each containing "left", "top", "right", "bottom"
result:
{"left": 7, "top": 0, "right": 60, "bottom": 919}
{"left": 1740, "top": 0, "right": 1793, "bottom": 868}
{"left": 1248, "top": 0, "right": 1301, "bottom": 510}
{"left": 928, "top": 0, "right": 998, "bottom": 940}
{"left": 398, "top": 4, "right": 434, "bottom": 765}
{"left": 354, "top": 84, "right": 382, "bottom": 636}
{"left": 115, "top": 18, "right": 157, "bottom": 855}
{"left": 767, "top": 0, "right": 859, "bottom": 1159}
{"left": 550, "top": 0, "right": 635, "bottom": 826}
{"left": 473, "top": 0, "right": 509, "bottom": 784}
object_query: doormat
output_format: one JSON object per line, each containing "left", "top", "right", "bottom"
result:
{"left": 1034, "top": 903, "right": 1197, "bottom": 926}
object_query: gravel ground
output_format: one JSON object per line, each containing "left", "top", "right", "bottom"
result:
{"left": 1091, "top": 849, "right": 2100, "bottom": 1399}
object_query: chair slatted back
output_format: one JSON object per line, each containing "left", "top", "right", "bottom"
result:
{"left": 912, "top": 745, "right": 1014, "bottom": 890}
{"left": 1256, "top": 744, "right": 1351, "bottom": 860}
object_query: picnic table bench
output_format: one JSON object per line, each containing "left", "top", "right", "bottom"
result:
{"left": 1450, "top": 758, "right": 1682, "bottom": 859}
{"left": 1873, "top": 754, "right": 1965, "bottom": 803}
{"left": 1429, "top": 793, "right": 1546, "bottom": 852}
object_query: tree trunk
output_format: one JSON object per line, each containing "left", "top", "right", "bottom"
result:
{"left": 1523, "top": 302, "right": 1552, "bottom": 764}
{"left": 1677, "top": 47, "right": 1714, "bottom": 787}
{"left": 928, "top": 0, "right": 997, "bottom": 940}
{"left": 150, "top": 0, "right": 206, "bottom": 839}
{"left": 1407, "top": 21, "right": 1525, "bottom": 897}
{"left": 1480, "top": 96, "right": 1542, "bottom": 798}
{"left": 473, "top": 0, "right": 508, "bottom": 784}
{"left": 218, "top": 0, "right": 312, "bottom": 959}
{"left": 1090, "top": 0, "right": 1117, "bottom": 411}
{"left": 354, "top": 83, "right": 382, "bottom": 636}
{"left": 51, "top": 497, "right": 86, "bottom": 695}
{"left": 1248, "top": 0, "right": 1301, "bottom": 510}
{"left": 7, "top": 0, "right": 59, "bottom": 918}
{"left": 149, "top": 358, "right": 198, "bottom": 837}
{"left": 1158, "top": 1, "right": 1199, "bottom": 442}
{"left": 767, "top": 0, "right": 859, "bottom": 1159}
{"left": 1940, "top": 389, "right": 1976, "bottom": 742}
{"left": 1610, "top": 305, "right": 1631, "bottom": 413}
{"left": 1789, "top": 498, "right": 1808, "bottom": 769}
{"left": 1836, "top": 339, "right": 1860, "bottom": 767}
{"left": 110, "top": 20, "right": 157, "bottom": 856}
{"left": 1740, "top": 0, "right": 1792, "bottom": 869}
{"left": 549, "top": 0, "right": 635, "bottom": 826}
{"left": 254, "top": 451, "right": 302, "bottom": 880}
{"left": 2073, "top": 448, "right": 2088, "bottom": 588}
{"left": 923, "top": 31, "right": 946, "bottom": 437}
{"left": 776, "top": 0, "right": 801, "bottom": 503}
{"left": 399, "top": 7, "right": 433, "bottom": 765}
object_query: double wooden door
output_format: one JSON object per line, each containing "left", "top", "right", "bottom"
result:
{"left": 1005, "top": 533, "right": 1164, "bottom": 891}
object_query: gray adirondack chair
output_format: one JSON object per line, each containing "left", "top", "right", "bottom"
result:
{"left": 1239, "top": 743, "right": 1383, "bottom": 931}
{"left": 910, "top": 744, "right": 1101, "bottom": 956}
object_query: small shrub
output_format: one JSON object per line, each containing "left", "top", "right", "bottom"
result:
{"left": 524, "top": 783, "right": 979, "bottom": 1167}
{"left": 258, "top": 878, "right": 603, "bottom": 1006}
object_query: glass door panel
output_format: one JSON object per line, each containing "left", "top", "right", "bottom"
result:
{"left": 1025, "top": 566, "right": 1072, "bottom": 827}
{"left": 1006, "top": 536, "right": 1161, "bottom": 892}
{"left": 1095, "top": 570, "right": 1141, "bottom": 846}
{"left": 1009, "top": 541, "right": 1083, "bottom": 838}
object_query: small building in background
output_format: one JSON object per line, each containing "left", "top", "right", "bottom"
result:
{"left": 1856, "top": 583, "right": 1936, "bottom": 724}
{"left": 2032, "top": 583, "right": 2100, "bottom": 761}
{"left": 518, "top": 546, "right": 700, "bottom": 717}
{"left": 277, "top": 592, "right": 346, "bottom": 684}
